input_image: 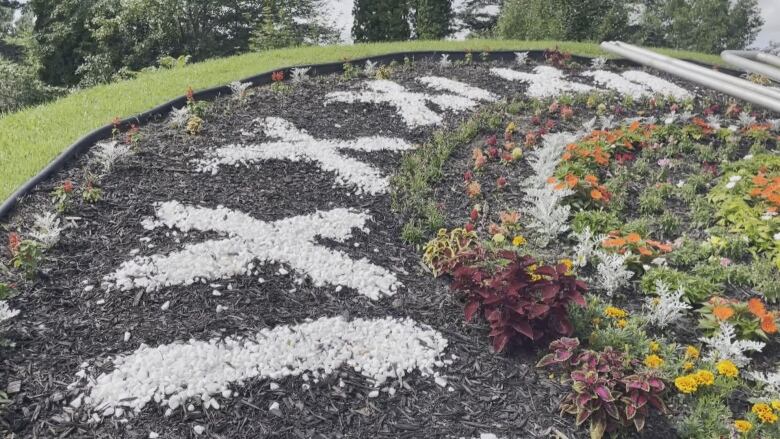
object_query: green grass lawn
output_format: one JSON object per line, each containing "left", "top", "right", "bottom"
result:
{"left": 0, "top": 39, "right": 723, "bottom": 203}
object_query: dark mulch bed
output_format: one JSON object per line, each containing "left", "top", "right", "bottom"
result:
{"left": 0, "top": 58, "right": 749, "bottom": 438}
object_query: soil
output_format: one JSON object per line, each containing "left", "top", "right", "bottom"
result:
{"left": 0, "top": 58, "right": 770, "bottom": 438}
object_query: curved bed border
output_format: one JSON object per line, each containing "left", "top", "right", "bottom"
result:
{"left": 0, "top": 50, "right": 737, "bottom": 221}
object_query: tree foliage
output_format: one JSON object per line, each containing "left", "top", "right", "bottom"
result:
{"left": 352, "top": 0, "right": 411, "bottom": 42}
{"left": 414, "top": 0, "right": 452, "bottom": 40}
{"left": 0, "top": 56, "right": 63, "bottom": 114}
{"left": 250, "top": 0, "right": 338, "bottom": 51}
{"left": 496, "top": 0, "right": 629, "bottom": 42}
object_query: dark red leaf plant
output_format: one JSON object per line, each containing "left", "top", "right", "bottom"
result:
{"left": 448, "top": 248, "right": 588, "bottom": 353}
{"left": 538, "top": 338, "right": 668, "bottom": 439}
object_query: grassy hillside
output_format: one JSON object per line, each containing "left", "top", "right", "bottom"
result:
{"left": 0, "top": 39, "right": 722, "bottom": 202}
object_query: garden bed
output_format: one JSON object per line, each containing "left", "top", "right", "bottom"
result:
{"left": 1, "top": 52, "right": 778, "bottom": 438}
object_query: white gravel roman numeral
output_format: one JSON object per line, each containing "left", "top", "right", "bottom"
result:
{"left": 196, "top": 117, "right": 413, "bottom": 194}
{"left": 325, "top": 79, "right": 479, "bottom": 127}
{"left": 490, "top": 66, "right": 594, "bottom": 98}
{"left": 417, "top": 76, "right": 499, "bottom": 102}
{"left": 583, "top": 70, "right": 692, "bottom": 99}
{"left": 103, "top": 201, "right": 400, "bottom": 299}
{"left": 76, "top": 316, "right": 448, "bottom": 415}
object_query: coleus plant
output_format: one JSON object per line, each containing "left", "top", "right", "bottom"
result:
{"left": 538, "top": 338, "right": 668, "bottom": 439}
{"left": 446, "top": 247, "right": 588, "bottom": 352}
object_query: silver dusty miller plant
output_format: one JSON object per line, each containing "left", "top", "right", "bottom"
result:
{"left": 643, "top": 280, "right": 690, "bottom": 329}
{"left": 92, "top": 140, "right": 132, "bottom": 174}
{"left": 595, "top": 251, "right": 633, "bottom": 296}
{"left": 290, "top": 67, "right": 311, "bottom": 84}
{"left": 701, "top": 321, "right": 765, "bottom": 366}
{"left": 523, "top": 132, "right": 579, "bottom": 189}
{"left": 229, "top": 81, "right": 251, "bottom": 101}
{"left": 590, "top": 56, "right": 608, "bottom": 69}
{"left": 747, "top": 369, "right": 780, "bottom": 398}
{"left": 523, "top": 185, "right": 573, "bottom": 247}
{"left": 29, "top": 212, "right": 63, "bottom": 249}
{"left": 514, "top": 51, "right": 529, "bottom": 65}
{"left": 439, "top": 54, "right": 452, "bottom": 68}
{"left": 168, "top": 106, "right": 190, "bottom": 128}
{"left": 571, "top": 227, "right": 605, "bottom": 268}
{"left": 363, "top": 60, "right": 378, "bottom": 76}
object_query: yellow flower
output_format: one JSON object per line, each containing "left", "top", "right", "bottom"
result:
{"left": 512, "top": 235, "right": 526, "bottom": 247}
{"left": 674, "top": 375, "right": 698, "bottom": 394}
{"left": 685, "top": 346, "right": 700, "bottom": 360}
{"left": 615, "top": 319, "right": 628, "bottom": 329}
{"left": 682, "top": 361, "right": 694, "bottom": 371}
{"left": 716, "top": 360, "right": 739, "bottom": 378}
{"left": 559, "top": 258, "right": 574, "bottom": 274}
{"left": 734, "top": 420, "right": 753, "bottom": 433}
{"left": 752, "top": 403, "right": 778, "bottom": 424}
{"left": 604, "top": 306, "right": 628, "bottom": 319}
{"left": 649, "top": 341, "right": 661, "bottom": 353}
{"left": 644, "top": 355, "right": 664, "bottom": 369}
{"left": 693, "top": 370, "right": 714, "bottom": 386}
{"left": 772, "top": 400, "right": 780, "bottom": 411}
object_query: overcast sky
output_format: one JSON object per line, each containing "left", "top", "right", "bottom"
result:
{"left": 756, "top": 0, "right": 779, "bottom": 47}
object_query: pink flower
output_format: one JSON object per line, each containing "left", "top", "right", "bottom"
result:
{"left": 720, "top": 257, "right": 732, "bottom": 267}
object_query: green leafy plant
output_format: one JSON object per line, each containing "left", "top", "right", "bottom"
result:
{"left": 538, "top": 338, "right": 668, "bottom": 439}
{"left": 82, "top": 181, "right": 103, "bottom": 204}
{"left": 51, "top": 180, "right": 74, "bottom": 213}
{"left": 640, "top": 267, "right": 719, "bottom": 303}
{"left": 11, "top": 239, "right": 42, "bottom": 280}
{"left": 422, "top": 228, "right": 479, "bottom": 277}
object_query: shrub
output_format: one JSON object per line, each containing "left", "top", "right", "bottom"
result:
{"left": 0, "top": 56, "right": 63, "bottom": 114}
{"left": 538, "top": 338, "right": 668, "bottom": 439}
{"left": 447, "top": 248, "right": 587, "bottom": 352}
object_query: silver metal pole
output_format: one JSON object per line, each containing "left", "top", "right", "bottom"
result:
{"left": 609, "top": 42, "right": 780, "bottom": 101}
{"left": 600, "top": 41, "right": 780, "bottom": 113}
{"left": 721, "top": 50, "right": 780, "bottom": 82}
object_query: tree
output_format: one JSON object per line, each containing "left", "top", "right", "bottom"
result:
{"left": 0, "top": 56, "right": 64, "bottom": 113}
{"left": 353, "top": 0, "right": 411, "bottom": 42}
{"left": 414, "top": 0, "right": 451, "bottom": 40}
{"left": 496, "top": 0, "right": 629, "bottom": 42}
{"left": 250, "top": 0, "right": 338, "bottom": 51}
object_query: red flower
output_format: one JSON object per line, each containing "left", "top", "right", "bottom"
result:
{"left": 544, "top": 119, "right": 556, "bottom": 131}
{"left": 487, "top": 146, "right": 499, "bottom": 159}
{"left": 464, "top": 222, "right": 475, "bottom": 232}
{"left": 470, "top": 208, "right": 479, "bottom": 222}
{"left": 62, "top": 180, "right": 74, "bottom": 194}
{"left": 560, "top": 106, "right": 573, "bottom": 120}
{"left": 463, "top": 171, "right": 474, "bottom": 182}
{"left": 486, "top": 135, "right": 497, "bottom": 147}
{"left": 8, "top": 232, "right": 20, "bottom": 256}
{"left": 531, "top": 116, "right": 541, "bottom": 126}
{"left": 497, "top": 176, "right": 507, "bottom": 188}
{"left": 272, "top": 71, "right": 285, "bottom": 82}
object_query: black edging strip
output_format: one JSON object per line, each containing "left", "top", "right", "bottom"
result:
{"left": 0, "top": 49, "right": 736, "bottom": 222}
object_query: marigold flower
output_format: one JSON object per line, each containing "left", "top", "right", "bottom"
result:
{"left": 615, "top": 319, "right": 628, "bottom": 329}
{"left": 584, "top": 174, "right": 598, "bottom": 185}
{"left": 562, "top": 151, "right": 573, "bottom": 161}
{"left": 693, "top": 370, "right": 714, "bottom": 386}
{"left": 564, "top": 174, "right": 579, "bottom": 188}
{"left": 752, "top": 403, "right": 778, "bottom": 424}
{"left": 685, "top": 346, "right": 700, "bottom": 360}
{"left": 761, "top": 314, "right": 778, "bottom": 334}
{"left": 644, "top": 355, "right": 664, "bottom": 369}
{"left": 716, "top": 360, "right": 739, "bottom": 378}
{"left": 626, "top": 233, "right": 642, "bottom": 244}
{"left": 734, "top": 420, "right": 752, "bottom": 433}
{"left": 748, "top": 298, "right": 768, "bottom": 318}
{"left": 771, "top": 400, "right": 780, "bottom": 411}
{"left": 712, "top": 305, "right": 735, "bottom": 321}
{"left": 682, "top": 361, "right": 694, "bottom": 371}
{"left": 546, "top": 176, "right": 557, "bottom": 184}
{"left": 512, "top": 236, "right": 526, "bottom": 247}
{"left": 603, "top": 306, "right": 628, "bottom": 319}
{"left": 559, "top": 258, "right": 573, "bottom": 274}
{"left": 590, "top": 189, "right": 603, "bottom": 200}
{"left": 649, "top": 341, "right": 660, "bottom": 353}
{"left": 674, "top": 375, "right": 698, "bottom": 394}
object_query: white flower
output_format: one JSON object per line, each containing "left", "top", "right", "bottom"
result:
{"left": 514, "top": 51, "right": 529, "bottom": 65}
{"left": 725, "top": 182, "right": 737, "bottom": 190}
{"left": 729, "top": 175, "right": 742, "bottom": 183}
{"left": 774, "top": 232, "right": 780, "bottom": 241}
{"left": 595, "top": 251, "right": 633, "bottom": 296}
{"left": 701, "top": 322, "right": 764, "bottom": 366}
{"left": 290, "top": 67, "right": 310, "bottom": 83}
{"left": 743, "top": 154, "right": 754, "bottom": 160}
{"left": 643, "top": 280, "right": 690, "bottom": 329}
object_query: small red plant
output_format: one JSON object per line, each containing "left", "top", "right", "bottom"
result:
{"left": 8, "top": 232, "right": 21, "bottom": 256}
{"left": 469, "top": 208, "right": 479, "bottom": 222}
{"left": 62, "top": 180, "right": 74, "bottom": 194}
{"left": 560, "top": 105, "right": 574, "bottom": 120}
{"left": 496, "top": 176, "right": 507, "bottom": 189}
{"left": 538, "top": 338, "right": 668, "bottom": 438}
{"left": 464, "top": 170, "right": 474, "bottom": 182}
{"left": 272, "top": 71, "right": 285, "bottom": 82}
{"left": 486, "top": 135, "right": 497, "bottom": 147}
{"left": 447, "top": 249, "right": 587, "bottom": 352}
{"left": 186, "top": 86, "right": 195, "bottom": 103}
{"left": 544, "top": 47, "right": 572, "bottom": 68}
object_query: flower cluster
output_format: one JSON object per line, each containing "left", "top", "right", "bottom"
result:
{"left": 699, "top": 296, "right": 778, "bottom": 341}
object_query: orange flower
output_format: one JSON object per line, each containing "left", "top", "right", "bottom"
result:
{"left": 466, "top": 181, "right": 481, "bottom": 198}
{"left": 629, "top": 120, "right": 641, "bottom": 132}
{"left": 713, "top": 305, "right": 735, "bottom": 321}
{"left": 748, "top": 298, "right": 768, "bottom": 318}
{"left": 602, "top": 238, "right": 626, "bottom": 248}
{"left": 761, "top": 314, "right": 778, "bottom": 334}
{"left": 646, "top": 240, "right": 673, "bottom": 253}
{"left": 562, "top": 152, "right": 573, "bottom": 161}
{"left": 584, "top": 175, "right": 598, "bottom": 185}
{"left": 626, "top": 233, "right": 642, "bottom": 244}
{"left": 566, "top": 144, "right": 577, "bottom": 151}
{"left": 638, "top": 247, "right": 653, "bottom": 256}
{"left": 753, "top": 174, "right": 769, "bottom": 186}
{"left": 565, "top": 174, "right": 579, "bottom": 188}
{"left": 8, "top": 232, "right": 21, "bottom": 256}
{"left": 590, "top": 189, "right": 603, "bottom": 200}
{"left": 547, "top": 176, "right": 557, "bottom": 184}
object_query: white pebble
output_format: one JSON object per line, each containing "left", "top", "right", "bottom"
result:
{"left": 193, "top": 425, "right": 205, "bottom": 435}
{"left": 368, "top": 390, "right": 379, "bottom": 398}
{"left": 123, "top": 332, "right": 131, "bottom": 342}
{"left": 161, "top": 301, "right": 170, "bottom": 311}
